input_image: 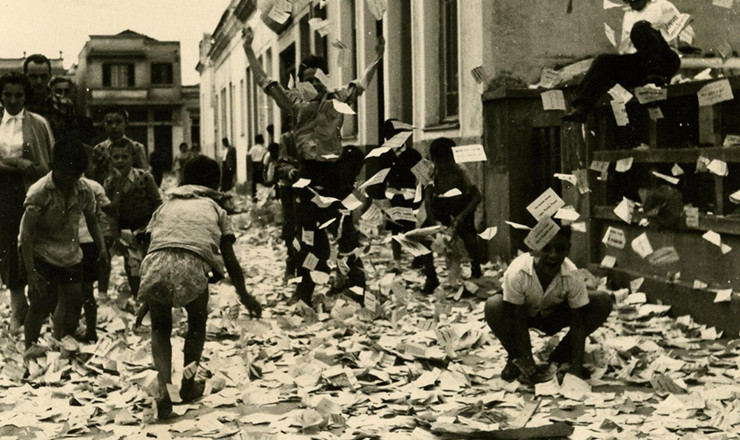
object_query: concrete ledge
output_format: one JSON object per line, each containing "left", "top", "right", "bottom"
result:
{"left": 591, "top": 265, "right": 740, "bottom": 337}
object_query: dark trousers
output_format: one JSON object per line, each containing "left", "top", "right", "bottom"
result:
{"left": 280, "top": 185, "right": 299, "bottom": 277}
{"left": 294, "top": 161, "right": 364, "bottom": 305}
{"left": 484, "top": 291, "right": 613, "bottom": 362}
{"left": 573, "top": 21, "right": 680, "bottom": 109}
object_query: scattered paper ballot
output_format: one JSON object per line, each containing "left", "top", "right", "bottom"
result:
{"left": 713, "top": 288, "right": 732, "bottom": 303}
{"left": 604, "top": 0, "right": 622, "bottom": 9}
{"left": 342, "top": 193, "right": 363, "bottom": 211}
{"left": 630, "top": 277, "right": 644, "bottom": 292}
{"left": 392, "top": 235, "right": 431, "bottom": 256}
{"left": 365, "top": 0, "right": 387, "bottom": 21}
{"left": 382, "top": 130, "right": 413, "bottom": 149}
{"left": 470, "top": 65, "right": 490, "bottom": 84}
{"left": 698, "top": 79, "right": 734, "bottom": 107}
{"left": 647, "top": 246, "right": 680, "bottom": 265}
{"left": 303, "top": 252, "right": 319, "bottom": 271}
{"left": 390, "top": 120, "right": 415, "bottom": 131}
{"left": 614, "top": 197, "right": 636, "bottom": 224}
{"left": 648, "top": 106, "right": 664, "bottom": 120}
{"left": 589, "top": 160, "right": 609, "bottom": 173}
{"left": 702, "top": 230, "right": 732, "bottom": 254}
{"left": 554, "top": 173, "right": 577, "bottom": 186}
{"left": 696, "top": 155, "right": 710, "bottom": 173}
{"left": 713, "top": 0, "right": 735, "bottom": 8}
{"left": 452, "top": 144, "right": 487, "bottom": 163}
{"left": 293, "top": 178, "right": 311, "bottom": 188}
{"left": 308, "top": 18, "right": 331, "bottom": 37}
{"left": 611, "top": 100, "right": 629, "bottom": 126}
{"left": 707, "top": 159, "right": 729, "bottom": 176}
{"left": 478, "top": 227, "right": 498, "bottom": 240}
{"left": 302, "top": 229, "right": 315, "bottom": 246}
{"left": 364, "top": 290, "right": 377, "bottom": 312}
{"left": 538, "top": 68, "right": 560, "bottom": 89}
{"left": 439, "top": 188, "right": 463, "bottom": 198}
{"left": 615, "top": 157, "right": 634, "bottom": 172}
{"left": 385, "top": 206, "right": 416, "bottom": 223}
{"left": 608, "top": 84, "right": 633, "bottom": 103}
{"left": 631, "top": 233, "right": 654, "bottom": 258}
{"left": 554, "top": 207, "right": 580, "bottom": 222}
{"left": 359, "top": 168, "right": 390, "bottom": 191}
{"left": 604, "top": 23, "right": 616, "bottom": 47}
{"left": 571, "top": 221, "right": 587, "bottom": 232}
{"left": 311, "top": 192, "right": 340, "bottom": 208}
{"left": 730, "top": 188, "right": 740, "bottom": 204}
{"left": 693, "top": 68, "right": 712, "bottom": 81}
{"left": 266, "top": 0, "right": 292, "bottom": 24}
{"left": 541, "top": 90, "right": 566, "bottom": 110}
{"left": 723, "top": 134, "right": 740, "bottom": 147}
{"left": 634, "top": 85, "right": 667, "bottom": 104}
{"left": 671, "top": 163, "right": 684, "bottom": 176}
{"left": 318, "top": 217, "right": 336, "bottom": 230}
{"left": 600, "top": 255, "right": 617, "bottom": 268}
{"left": 685, "top": 206, "right": 699, "bottom": 228}
{"left": 602, "top": 226, "right": 626, "bottom": 249}
{"left": 332, "top": 99, "right": 355, "bottom": 114}
{"left": 505, "top": 220, "right": 532, "bottom": 230}
{"left": 665, "top": 13, "right": 693, "bottom": 41}
{"left": 625, "top": 292, "right": 647, "bottom": 304}
{"left": 411, "top": 158, "right": 434, "bottom": 186}
{"left": 310, "top": 271, "right": 330, "bottom": 284}
{"left": 364, "top": 146, "right": 392, "bottom": 159}
{"left": 560, "top": 373, "right": 592, "bottom": 400}
{"left": 693, "top": 280, "right": 708, "bottom": 289}
{"left": 524, "top": 217, "right": 560, "bottom": 251}
{"left": 652, "top": 171, "right": 679, "bottom": 185}
{"left": 526, "top": 188, "right": 565, "bottom": 221}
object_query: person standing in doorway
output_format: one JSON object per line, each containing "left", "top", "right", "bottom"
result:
{"left": 220, "top": 137, "right": 237, "bottom": 192}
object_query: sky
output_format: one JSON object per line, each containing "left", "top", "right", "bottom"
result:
{"left": 0, "top": 0, "right": 232, "bottom": 85}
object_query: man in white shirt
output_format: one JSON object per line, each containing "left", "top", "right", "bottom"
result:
{"left": 248, "top": 134, "right": 267, "bottom": 202}
{"left": 484, "top": 226, "right": 613, "bottom": 383}
{"left": 563, "top": 0, "right": 686, "bottom": 122}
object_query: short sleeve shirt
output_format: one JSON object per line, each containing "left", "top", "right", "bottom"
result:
{"left": 78, "top": 178, "right": 111, "bottom": 244}
{"left": 146, "top": 185, "right": 235, "bottom": 276}
{"left": 23, "top": 172, "right": 96, "bottom": 267}
{"left": 502, "top": 253, "right": 590, "bottom": 317}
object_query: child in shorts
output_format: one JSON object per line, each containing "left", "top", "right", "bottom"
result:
{"left": 137, "top": 154, "right": 262, "bottom": 419}
{"left": 20, "top": 138, "right": 108, "bottom": 349}
{"left": 77, "top": 177, "right": 112, "bottom": 342}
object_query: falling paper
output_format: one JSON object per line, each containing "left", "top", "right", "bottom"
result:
{"left": 698, "top": 79, "right": 734, "bottom": 107}
{"left": 411, "top": 158, "right": 434, "bottom": 186}
{"left": 696, "top": 156, "right": 711, "bottom": 173}
{"left": 602, "top": 226, "right": 626, "bottom": 249}
{"left": 630, "top": 277, "right": 644, "bottom": 292}
{"left": 615, "top": 157, "right": 634, "bottom": 172}
{"left": 470, "top": 66, "right": 490, "bottom": 85}
{"left": 713, "top": 0, "right": 735, "bottom": 9}
{"left": 665, "top": 13, "right": 693, "bottom": 42}
{"left": 439, "top": 188, "right": 463, "bottom": 198}
{"left": 648, "top": 107, "right": 664, "bottom": 120}
{"left": 694, "top": 280, "right": 709, "bottom": 289}
{"left": 342, "top": 193, "right": 363, "bottom": 211}
{"left": 634, "top": 86, "right": 667, "bottom": 104}
{"left": 608, "top": 84, "right": 633, "bottom": 103}
{"left": 604, "top": 23, "right": 616, "bottom": 47}
{"left": 392, "top": 235, "right": 431, "bottom": 257}
{"left": 310, "top": 271, "right": 330, "bottom": 284}
{"left": 554, "top": 173, "right": 578, "bottom": 186}
{"left": 359, "top": 168, "right": 390, "bottom": 191}
{"left": 614, "top": 197, "right": 636, "bottom": 224}
{"left": 707, "top": 159, "right": 729, "bottom": 176}
{"left": 526, "top": 188, "right": 566, "bottom": 221}
{"left": 524, "top": 217, "right": 561, "bottom": 251}
{"left": 332, "top": 100, "right": 356, "bottom": 114}
{"left": 385, "top": 206, "right": 416, "bottom": 223}
{"left": 266, "top": 0, "right": 292, "bottom": 24}
{"left": 652, "top": 171, "right": 679, "bottom": 185}
{"left": 554, "top": 207, "right": 580, "bottom": 222}
{"left": 601, "top": 255, "right": 617, "bottom": 268}
{"left": 723, "top": 134, "right": 740, "bottom": 146}
{"left": 703, "top": 230, "right": 732, "bottom": 254}
{"left": 308, "top": 18, "right": 331, "bottom": 37}
{"left": 713, "top": 288, "right": 732, "bottom": 303}
{"left": 365, "top": 146, "right": 392, "bottom": 159}
{"left": 382, "top": 131, "right": 413, "bottom": 149}
{"left": 631, "top": 233, "right": 654, "bottom": 258}
{"left": 452, "top": 144, "right": 487, "bottom": 163}
{"left": 647, "top": 246, "right": 680, "bottom": 265}
{"left": 293, "top": 178, "right": 311, "bottom": 188}
{"left": 590, "top": 160, "right": 610, "bottom": 173}
{"left": 303, "top": 252, "right": 319, "bottom": 270}
{"left": 302, "top": 229, "right": 315, "bottom": 246}
{"left": 478, "top": 227, "right": 498, "bottom": 240}
{"left": 611, "top": 100, "right": 629, "bottom": 126}
{"left": 571, "top": 221, "right": 587, "bottom": 232}
{"left": 505, "top": 220, "right": 532, "bottom": 230}
{"left": 541, "top": 90, "right": 566, "bottom": 110}
{"left": 730, "top": 189, "right": 740, "bottom": 204}
{"left": 671, "top": 164, "right": 684, "bottom": 176}
{"left": 604, "top": 0, "right": 622, "bottom": 9}
{"left": 538, "top": 68, "right": 561, "bottom": 89}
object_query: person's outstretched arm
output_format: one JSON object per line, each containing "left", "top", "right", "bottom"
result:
{"left": 220, "top": 236, "right": 262, "bottom": 319}
{"left": 357, "top": 36, "right": 385, "bottom": 91}
{"left": 241, "top": 26, "right": 294, "bottom": 112}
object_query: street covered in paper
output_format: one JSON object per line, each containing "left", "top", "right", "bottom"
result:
{"left": 1, "top": 191, "right": 740, "bottom": 440}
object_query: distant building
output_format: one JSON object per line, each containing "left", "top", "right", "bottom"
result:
{"left": 75, "top": 30, "right": 199, "bottom": 168}
{"left": 0, "top": 55, "right": 67, "bottom": 78}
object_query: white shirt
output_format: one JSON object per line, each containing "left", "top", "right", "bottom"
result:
{"left": 618, "top": 0, "right": 683, "bottom": 55}
{"left": 0, "top": 109, "right": 24, "bottom": 159}
{"left": 502, "top": 253, "right": 590, "bottom": 317}
{"left": 249, "top": 143, "right": 267, "bottom": 162}
{"left": 78, "top": 178, "right": 110, "bottom": 244}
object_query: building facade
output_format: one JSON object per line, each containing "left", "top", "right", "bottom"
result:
{"left": 0, "top": 55, "right": 68, "bottom": 78}
{"left": 76, "top": 30, "right": 199, "bottom": 168}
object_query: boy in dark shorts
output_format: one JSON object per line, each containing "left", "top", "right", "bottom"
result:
{"left": 20, "top": 138, "right": 108, "bottom": 349}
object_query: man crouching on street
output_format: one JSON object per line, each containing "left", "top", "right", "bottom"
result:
{"left": 484, "top": 225, "right": 613, "bottom": 382}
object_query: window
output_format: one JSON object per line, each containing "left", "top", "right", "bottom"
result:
{"left": 151, "top": 63, "right": 174, "bottom": 85}
{"left": 440, "top": 0, "right": 459, "bottom": 120}
{"left": 103, "top": 63, "right": 135, "bottom": 87}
